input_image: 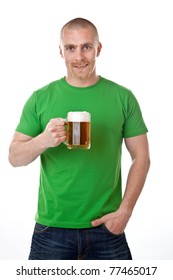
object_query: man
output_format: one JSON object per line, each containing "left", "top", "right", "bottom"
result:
{"left": 8, "top": 18, "right": 150, "bottom": 260}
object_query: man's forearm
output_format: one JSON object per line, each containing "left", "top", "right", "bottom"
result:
{"left": 9, "top": 118, "right": 67, "bottom": 167}
{"left": 9, "top": 134, "right": 47, "bottom": 167}
{"left": 119, "top": 156, "right": 150, "bottom": 215}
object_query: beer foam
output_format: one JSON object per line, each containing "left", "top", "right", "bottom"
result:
{"left": 67, "top": 111, "right": 90, "bottom": 122}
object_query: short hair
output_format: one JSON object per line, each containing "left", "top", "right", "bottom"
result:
{"left": 60, "top": 17, "right": 99, "bottom": 43}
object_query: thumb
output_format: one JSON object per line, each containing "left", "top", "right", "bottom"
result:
{"left": 91, "top": 213, "right": 113, "bottom": 227}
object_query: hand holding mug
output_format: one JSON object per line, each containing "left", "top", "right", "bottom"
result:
{"left": 40, "top": 112, "right": 91, "bottom": 150}
{"left": 42, "top": 118, "right": 67, "bottom": 148}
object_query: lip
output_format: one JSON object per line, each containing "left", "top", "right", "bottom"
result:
{"left": 73, "top": 64, "right": 88, "bottom": 68}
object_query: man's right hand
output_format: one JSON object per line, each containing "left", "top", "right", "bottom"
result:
{"left": 41, "top": 118, "right": 67, "bottom": 148}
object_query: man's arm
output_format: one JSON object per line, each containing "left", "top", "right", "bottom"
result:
{"left": 8, "top": 118, "right": 67, "bottom": 167}
{"left": 92, "top": 134, "right": 150, "bottom": 234}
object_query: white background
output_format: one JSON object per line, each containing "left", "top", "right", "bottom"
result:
{"left": 0, "top": 0, "right": 173, "bottom": 261}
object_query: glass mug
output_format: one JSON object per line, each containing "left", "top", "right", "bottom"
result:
{"left": 65, "top": 111, "right": 91, "bottom": 150}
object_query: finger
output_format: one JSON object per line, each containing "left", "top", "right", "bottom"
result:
{"left": 91, "top": 215, "right": 108, "bottom": 227}
{"left": 55, "top": 118, "right": 66, "bottom": 126}
{"left": 91, "top": 219, "right": 103, "bottom": 227}
{"left": 91, "top": 212, "right": 115, "bottom": 227}
{"left": 48, "top": 118, "right": 66, "bottom": 130}
{"left": 48, "top": 124, "right": 66, "bottom": 133}
{"left": 58, "top": 135, "right": 67, "bottom": 143}
{"left": 51, "top": 131, "right": 67, "bottom": 139}
{"left": 54, "top": 136, "right": 67, "bottom": 146}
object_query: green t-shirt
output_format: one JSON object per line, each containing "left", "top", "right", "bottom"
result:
{"left": 16, "top": 77, "right": 148, "bottom": 228}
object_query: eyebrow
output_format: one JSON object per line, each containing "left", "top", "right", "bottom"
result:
{"left": 64, "top": 44, "right": 76, "bottom": 48}
{"left": 64, "top": 42, "right": 94, "bottom": 48}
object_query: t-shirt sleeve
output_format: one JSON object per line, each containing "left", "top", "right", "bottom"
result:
{"left": 123, "top": 91, "right": 148, "bottom": 138}
{"left": 16, "top": 92, "right": 42, "bottom": 137}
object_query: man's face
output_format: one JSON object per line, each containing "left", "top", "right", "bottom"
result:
{"left": 60, "top": 26, "right": 101, "bottom": 82}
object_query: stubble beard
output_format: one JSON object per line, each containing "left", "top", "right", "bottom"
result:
{"left": 68, "top": 62, "right": 95, "bottom": 81}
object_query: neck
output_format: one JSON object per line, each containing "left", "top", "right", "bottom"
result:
{"left": 65, "top": 75, "right": 100, "bottom": 87}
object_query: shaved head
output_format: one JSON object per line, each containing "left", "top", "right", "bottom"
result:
{"left": 60, "top": 17, "right": 99, "bottom": 45}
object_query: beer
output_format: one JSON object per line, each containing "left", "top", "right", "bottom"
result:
{"left": 66, "top": 112, "right": 91, "bottom": 150}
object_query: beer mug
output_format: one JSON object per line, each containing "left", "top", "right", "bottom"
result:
{"left": 65, "top": 111, "right": 91, "bottom": 150}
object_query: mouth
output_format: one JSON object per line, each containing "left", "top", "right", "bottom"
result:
{"left": 73, "top": 64, "right": 88, "bottom": 69}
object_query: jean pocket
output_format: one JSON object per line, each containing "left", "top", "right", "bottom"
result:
{"left": 101, "top": 224, "right": 124, "bottom": 237}
{"left": 34, "top": 223, "right": 50, "bottom": 234}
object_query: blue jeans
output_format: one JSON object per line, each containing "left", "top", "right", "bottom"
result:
{"left": 28, "top": 223, "right": 132, "bottom": 260}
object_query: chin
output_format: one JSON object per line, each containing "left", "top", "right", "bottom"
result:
{"left": 73, "top": 73, "right": 89, "bottom": 80}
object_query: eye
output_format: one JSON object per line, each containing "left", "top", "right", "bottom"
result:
{"left": 83, "top": 44, "right": 92, "bottom": 51}
{"left": 65, "top": 45, "right": 75, "bottom": 52}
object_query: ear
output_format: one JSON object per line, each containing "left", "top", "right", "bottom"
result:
{"left": 59, "top": 46, "right": 64, "bottom": 58}
{"left": 97, "top": 42, "right": 102, "bottom": 57}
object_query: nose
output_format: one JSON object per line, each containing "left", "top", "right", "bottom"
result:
{"left": 75, "top": 48, "right": 84, "bottom": 61}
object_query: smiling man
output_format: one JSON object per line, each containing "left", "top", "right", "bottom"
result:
{"left": 59, "top": 19, "right": 102, "bottom": 86}
{"left": 9, "top": 18, "right": 150, "bottom": 260}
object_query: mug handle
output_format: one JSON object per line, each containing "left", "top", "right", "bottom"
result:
{"left": 62, "top": 118, "right": 67, "bottom": 145}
